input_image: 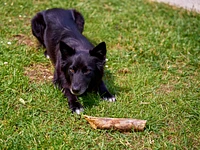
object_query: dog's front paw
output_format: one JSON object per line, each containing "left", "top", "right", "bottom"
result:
{"left": 103, "top": 96, "right": 116, "bottom": 102}
{"left": 102, "top": 93, "right": 116, "bottom": 102}
{"left": 74, "top": 107, "right": 84, "bottom": 114}
{"left": 99, "top": 81, "right": 116, "bottom": 102}
{"left": 70, "top": 102, "right": 84, "bottom": 114}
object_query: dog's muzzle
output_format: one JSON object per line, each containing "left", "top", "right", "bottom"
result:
{"left": 70, "top": 86, "right": 86, "bottom": 95}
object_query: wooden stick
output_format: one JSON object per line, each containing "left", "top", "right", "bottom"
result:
{"left": 84, "top": 115, "right": 147, "bottom": 132}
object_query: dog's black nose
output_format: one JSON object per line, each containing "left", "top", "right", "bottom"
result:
{"left": 72, "top": 85, "right": 81, "bottom": 94}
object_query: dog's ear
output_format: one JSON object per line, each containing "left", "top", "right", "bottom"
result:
{"left": 90, "top": 42, "right": 106, "bottom": 60}
{"left": 60, "top": 41, "right": 75, "bottom": 59}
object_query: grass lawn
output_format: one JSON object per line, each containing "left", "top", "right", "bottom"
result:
{"left": 0, "top": 0, "right": 199, "bottom": 149}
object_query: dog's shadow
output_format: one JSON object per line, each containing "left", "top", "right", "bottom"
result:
{"left": 80, "top": 69, "right": 122, "bottom": 109}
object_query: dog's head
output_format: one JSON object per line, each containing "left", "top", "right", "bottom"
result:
{"left": 60, "top": 41, "right": 106, "bottom": 95}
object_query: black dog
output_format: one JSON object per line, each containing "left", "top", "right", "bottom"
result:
{"left": 31, "top": 8, "right": 116, "bottom": 114}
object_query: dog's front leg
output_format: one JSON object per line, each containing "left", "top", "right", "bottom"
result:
{"left": 53, "top": 70, "right": 83, "bottom": 114}
{"left": 63, "top": 88, "right": 84, "bottom": 114}
{"left": 98, "top": 80, "right": 116, "bottom": 102}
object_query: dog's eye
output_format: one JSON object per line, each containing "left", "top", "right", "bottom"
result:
{"left": 83, "top": 68, "right": 91, "bottom": 75}
{"left": 69, "top": 68, "right": 75, "bottom": 74}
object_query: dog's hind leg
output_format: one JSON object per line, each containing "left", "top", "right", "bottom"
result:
{"left": 98, "top": 81, "right": 116, "bottom": 102}
{"left": 71, "top": 9, "right": 85, "bottom": 33}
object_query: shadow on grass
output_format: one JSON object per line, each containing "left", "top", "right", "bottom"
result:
{"left": 79, "top": 69, "right": 130, "bottom": 109}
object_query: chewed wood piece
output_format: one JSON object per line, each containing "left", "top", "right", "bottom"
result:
{"left": 84, "top": 115, "right": 147, "bottom": 132}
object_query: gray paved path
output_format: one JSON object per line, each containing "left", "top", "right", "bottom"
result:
{"left": 153, "top": 0, "right": 200, "bottom": 13}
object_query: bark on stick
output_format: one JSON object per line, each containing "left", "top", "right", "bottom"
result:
{"left": 84, "top": 115, "right": 147, "bottom": 132}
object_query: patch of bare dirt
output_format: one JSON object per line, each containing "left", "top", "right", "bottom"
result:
{"left": 13, "top": 34, "right": 36, "bottom": 47}
{"left": 118, "top": 68, "right": 132, "bottom": 74}
{"left": 24, "top": 63, "right": 53, "bottom": 83}
{"left": 157, "top": 83, "right": 174, "bottom": 95}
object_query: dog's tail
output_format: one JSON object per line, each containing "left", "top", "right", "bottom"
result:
{"left": 31, "top": 12, "right": 46, "bottom": 48}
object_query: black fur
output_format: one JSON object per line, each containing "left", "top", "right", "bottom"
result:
{"left": 31, "top": 8, "right": 115, "bottom": 114}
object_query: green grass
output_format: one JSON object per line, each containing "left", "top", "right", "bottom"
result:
{"left": 1, "top": 0, "right": 200, "bottom": 149}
